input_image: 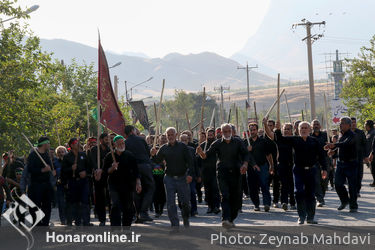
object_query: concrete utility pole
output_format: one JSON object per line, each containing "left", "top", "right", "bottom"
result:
{"left": 114, "top": 75, "right": 119, "bottom": 101}
{"left": 124, "top": 81, "right": 129, "bottom": 103}
{"left": 237, "top": 62, "right": 258, "bottom": 105}
{"left": 214, "top": 85, "right": 230, "bottom": 124}
{"left": 293, "top": 19, "right": 325, "bottom": 120}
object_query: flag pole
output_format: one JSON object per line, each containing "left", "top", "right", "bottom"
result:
{"left": 153, "top": 79, "right": 165, "bottom": 149}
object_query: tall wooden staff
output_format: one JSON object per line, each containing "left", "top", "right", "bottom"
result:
{"left": 323, "top": 92, "right": 330, "bottom": 142}
{"left": 235, "top": 105, "right": 239, "bottom": 134}
{"left": 103, "top": 120, "right": 117, "bottom": 167}
{"left": 200, "top": 87, "right": 206, "bottom": 132}
{"left": 203, "top": 108, "right": 216, "bottom": 153}
{"left": 185, "top": 112, "right": 192, "bottom": 132}
{"left": 73, "top": 126, "right": 81, "bottom": 178}
{"left": 265, "top": 89, "right": 286, "bottom": 118}
{"left": 241, "top": 112, "right": 250, "bottom": 146}
{"left": 301, "top": 110, "right": 305, "bottom": 121}
{"left": 277, "top": 73, "right": 280, "bottom": 122}
{"left": 21, "top": 133, "right": 49, "bottom": 168}
{"left": 153, "top": 103, "right": 158, "bottom": 143}
{"left": 153, "top": 79, "right": 165, "bottom": 149}
{"left": 254, "top": 101, "right": 258, "bottom": 125}
{"left": 284, "top": 93, "right": 292, "bottom": 123}
{"left": 227, "top": 107, "right": 232, "bottom": 123}
{"left": 97, "top": 99, "right": 101, "bottom": 171}
{"left": 86, "top": 101, "right": 90, "bottom": 138}
{"left": 55, "top": 120, "right": 61, "bottom": 146}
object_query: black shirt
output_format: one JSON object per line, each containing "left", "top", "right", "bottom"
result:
{"left": 275, "top": 130, "right": 328, "bottom": 170}
{"left": 206, "top": 137, "right": 254, "bottom": 170}
{"left": 366, "top": 128, "right": 375, "bottom": 156}
{"left": 103, "top": 150, "right": 139, "bottom": 190}
{"left": 27, "top": 150, "right": 52, "bottom": 183}
{"left": 198, "top": 140, "right": 217, "bottom": 173}
{"left": 125, "top": 134, "right": 151, "bottom": 164}
{"left": 353, "top": 128, "right": 366, "bottom": 161}
{"left": 187, "top": 145, "right": 200, "bottom": 178}
{"left": 153, "top": 141, "right": 194, "bottom": 177}
{"left": 334, "top": 129, "right": 357, "bottom": 163}
{"left": 248, "top": 136, "right": 273, "bottom": 166}
{"left": 88, "top": 144, "right": 110, "bottom": 170}
{"left": 275, "top": 138, "right": 294, "bottom": 166}
{"left": 61, "top": 151, "right": 89, "bottom": 183}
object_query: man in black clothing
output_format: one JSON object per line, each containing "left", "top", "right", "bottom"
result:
{"left": 198, "top": 128, "right": 220, "bottom": 214}
{"left": 274, "top": 122, "right": 296, "bottom": 211}
{"left": 180, "top": 134, "right": 201, "bottom": 216}
{"left": 62, "top": 138, "right": 90, "bottom": 226}
{"left": 266, "top": 120, "right": 280, "bottom": 208}
{"left": 104, "top": 135, "right": 141, "bottom": 227}
{"left": 325, "top": 117, "right": 358, "bottom": 212}
{"left": 351, "top": 117, "right": 366, "bottom": 196}
{"left": 4, "top": 150, "right": 24, "bottom": 190}
{"left": 151, "top": 127, "right": 194, "bottom": 230}
{"left": 264, "top": 118, "right": 328, "bottom": 225}
{"left": 88, "top": 133, "right": 110, "bottom": 226}
{"left": 27, "top": 136, "right": 54, "bottom": 226}
{"left": 247, "top": 122, "right": 274, "bottom": 212}
{"left": 311, "top": 119, "right": 329, "bottom": 207}
{"left": 197, "top": 123, "right": 253, "bottom": 229}
{"left": 124, "top": 125, "right": 155, "bottom": 222}
{"left": 364, "top": 120, "right": 375, "bottom": 186}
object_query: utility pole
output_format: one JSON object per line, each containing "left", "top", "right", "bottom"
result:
{"left": 237, "top": 62, "right": 258, "bottom": 105}
{"left": 293, "top": 19, "right": 325, "bottom": 120}
{"left": 214, "top": 85, "right": 230, "bottom": 124}
{"left": 114, "top": 75, "right": 119, "bottom": 101}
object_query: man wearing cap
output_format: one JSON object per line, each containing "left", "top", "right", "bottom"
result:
{"left": 124, "top": 125, "right": 155, "bottom": 223}
{"left": 151, "top": 127, "right": 194, "bottom": 230}
{"left": 364, "top": 120, "right": 375, "bottom": 187}
{"left": 61, "top": 138, "right": 90, "bottom": 226}
{"left": 103, "top": 135, "right": 141, "bottom": 227}
{"left": 27, "top": 136, "right": 54, "bottom": 226}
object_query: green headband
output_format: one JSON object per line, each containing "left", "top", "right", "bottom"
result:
{"left": 34, "top": 140, "right": 50, "bottom": 147}
{"left": 113, "top": 135, "right": 124, "bottom": 143}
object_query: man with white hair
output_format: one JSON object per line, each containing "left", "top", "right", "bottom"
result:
{"left": 263, "top": 118, "right": 328, "bottom": 225}
{"left": 196, "top": 123, "right": 253, "bottom": 229}
{"left": 151, "top": 127, "right": 194, "bottom": 230}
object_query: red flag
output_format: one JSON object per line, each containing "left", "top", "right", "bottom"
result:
{"left": 98, "top": 39, "right": 125, "bottom": 136}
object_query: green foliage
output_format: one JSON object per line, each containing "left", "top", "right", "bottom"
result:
{"left": 147, "top": 90, "right": 219, "bottom": 137}
{"left": 341, "top": 35, "right": 375, "bottom": 127}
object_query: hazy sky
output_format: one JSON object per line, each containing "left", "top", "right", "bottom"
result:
{"left": 14, "top": 0, "right": 271, "bottom": 58}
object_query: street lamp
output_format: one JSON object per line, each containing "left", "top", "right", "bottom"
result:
{"left": 94, "top": 61, "right": 121, "bottom": 73}
{"left": 126, "top": 76, "right": 153, "bottom": 101}
{"left": 1, "top": 5, "right": 40, "bottom": 23}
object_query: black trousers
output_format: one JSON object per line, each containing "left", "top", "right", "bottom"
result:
{"left": 335, "top": 161, "right": 358, "bottom": 209}
{"left": 94, "top": 178, "right": 107, "bottom": 223}
{"left": 28, "top": 182, "right": 53, "bottom": 226}
{"left": 278, "top": 163, "right": 295, "bottom": 206}
{"left": 371, "top": 161, "right": 375, "bottom": 184}
{"left": 202, "top": 168, "right": 220, "bottom": 209}
{"left": 271, "top": 167, "right": 281, "bottom": 204}
{"left": 134, "top": 163, "right": 155, "bottom": 217}
{"left": 65, "top": 178, "right": 90, "bottom": 226}
{"left": 357, "top": 160, "right": 364, "bottom": 193}
{"left": 217, "top": 168, "right": 242, "bottom": 222}
{"left": 153, "top": 174, "right": 166, "bottom": 214}
{"left": 109, "top": 184, "right": 134, "bottom": 226}
{"left": 293, "top": 166, "right": 316, "bottom": 221}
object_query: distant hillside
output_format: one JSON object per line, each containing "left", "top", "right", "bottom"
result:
{"left": 39, "top": 38, "right": 277, "bottom": 99}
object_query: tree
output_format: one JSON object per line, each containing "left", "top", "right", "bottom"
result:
{"left": 341, "top": 35, "right": 375, "bottom": 126}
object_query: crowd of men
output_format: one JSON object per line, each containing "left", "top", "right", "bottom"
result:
{"left": 1, "top": 117, "right": 375, "bottom": 229}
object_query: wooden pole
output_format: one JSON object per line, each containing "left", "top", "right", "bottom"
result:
{"left": 241, "top": 112, "right": 250, "bottom": 146}
{"left": 235, "top": 105, "right": 239, "bottom": 134}
{"left": 265, "top": 89, "right": 286, "bottom": 118}
{"left": 153, "top": 79, "right": 165, "bottom": 149}
{"left": 323, "top": 92, "right": 330, "bottom": 142}
{"left": 277, "top": 73, "right": 280, "bottom": 122}
{"left": 302, "top": 110, "right": 305, "bottom": 121}
{"left": 284, "top": 93, "right": 292, "bottom": 123}
{"left": 254, "top": 101, "right": 258, "bottom": 125}
{"left": 227, "top": 107, "right": 232, "bottom": 123}
{"left": 200, "top": 87, "right": 206, "bottom": 132}
{"left": 97, "top": 99, "right": 101, "bottom": 169}
{"left": 21, "top": 133, "right": 49, "bottom": 167}
{"left": 55, "top": 120, "right": 61, "bottom": 146}
{"left": 186, "top": 112, "right": 191, "bottom": 132}
{"left": 86, "top": 101, "right": 90, "bottom": 138}
{"left": 203, "top": 108, "right": 216, "bottom": 153}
